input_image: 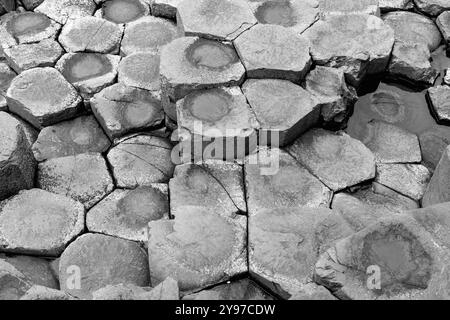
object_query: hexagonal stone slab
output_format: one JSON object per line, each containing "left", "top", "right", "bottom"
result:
{"left": 234, "top": 24, "right": 311, "bottom": 83}
{"left": 428, "top": 85, "right": 450, "bottom": 124}
{"left": 148, "top": 205, "right": 247, "bottom": 291}
{"left": 437, "top": 11, "right": 450, "bottom": 43}
{"left": 177, "top": 0, "right": 256, "bottom": 41}
{"left": 249, "top": 207, "right": 353, "bottom": 298}
{"left": 150, "top": 0, "right": 183, "bottom": 19}
{"left": 318, "top": 0, "right": 379, "bottom": 16}
{"left": 176, "top": 87, "right": 259, "bottom": 161}
{"left": 96, "top": 0, "right": 150, "bottom": 24}
{"left": 0, "top": 260, "right": 32, "bottom": 300}
{"left": 35, "top": 0, "right": 96, "bottom": 25}
{"left": 3, "top": 39, "right": 64, "bottom": 73}
{"left": 91, "top": 83, "right": 164, "bottom": 140}
{"left": 303, "top": 14, "right": 394, "bottom": 86}
{"left": 413, "top": 0, "right": 450, "bottom": 16}
{"left": 287, "top": 128, "right": 376, "bottom": 191}
{"left": 6, "top": 67, "right": 83, "bottom": 129}
{"left": 37, "top": 153, "right": 114, "bottom": 209}
{"left": 58, "top": 16, "right": 124, "bottom": 54}
{"left": 120, "top": 16, "right": 180, "bottom": 56}
{"left": 242, "top": 79, "right": 320, "bottom": 146}
{"left": 245, "top": 148, "right": 332, "bottom": 214}
{"left": 32, "top": 115, "right": 111, "bottom": 162}
{"left": 56, "top": 53, "right": 120, "bottom": 100}
{"left": 423, "top": 146, "right": 450, "bottom": 207}
{"left": 107, "top": 134, "right": 174, "bottom": 187}
{"left": 59, "top": 233, "right": 149, "bottom": 299}
{"left": 118, "top": 52, "right": 160, "bottom": 92}
{"left": 0, "top": 63, "right": 15, "bottom": 111}
{"left": 20, "top": 285, "right": 75, "bottom": 300}
{"left": 87, "top": 185, "right": 169, "bottom": 242}
{"left": 0, "top": 189, "right": 84, "bottom": 256}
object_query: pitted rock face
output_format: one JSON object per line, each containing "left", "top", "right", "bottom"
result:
{"left": 185, "top": 38, "right": 240, "bottom": 70}
{"left": 35, "top": 0, "right": 97, "bottom": 25}
{"left": 101, "top": 0, "right": 149, "bottom": 24}
{"left": 4, "top": 11, "right": 59, "bottom": 44}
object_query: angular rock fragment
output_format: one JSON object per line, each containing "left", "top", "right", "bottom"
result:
{"left": 0, "top": 260, "right": 32, "bottom": 300}
{"left": 59, "top": 233, "right": 149, "bottom": 299}
{"left": 242, "top": 79, "right": 320, "bottom": 146}
{"left": 35, "top": 0, "right": 97, "bottom": 25}
{"left": 37, "top": 153, "right": 114, "bottom": 209}
{"left": 287, "top": 128, "right": 376, "bottom": 191}
{"left": 437, "top": 11, "right": 450, "bottom": 44}
{"left": 58, "top": 16, "right": 124, "bottom": 54}
{"left": 97, "top": 0, "right": 150, "bottom": 24}
{"left": 6, "top": 67, "right": 82, "bottom": 129}
{"left": 303, "top": 14, "right": 394, "bottom": 86}
{"left": 249, "top": 207, "right": 353, "bottom": 298}
{"left": 118, "top": 52, "right": 160, "bottom": 92}
{"left": 0, "top": 63, "right": 15, "bottom": 111}
{"left": 120, "top": 16, "right": 180, "bottom": 56}
{"left": 0, "top": 189, "right": 84, "bottom": 256}
{"left": 20, "top": 285, "right": 75, "bottom": 300}
{"left": 21, "top": 0, "right": 45, "bottom": 10}
{"left": 107, "top": 134, "right": 174, "bottom": 187}
{"left": 379, "top": 0, "right": 414, "bottom": 11}
{"left": 318, "top": 0, "right": 379, "bottom": 16}
{"left": 87, "top": 185, "right": 169, "bottom": 242}
{"left": 148, "top": 205, "right": 247, "bottom": 291}
{"left": 234, "top": 24, "right": 311, "bottom": 83}
{"left": 413, "top": 0, "right": 450, "bottom": 16}
{"left": 428, "top": 85, "right": 450, "bottom": 124}
{"left": 419, "top": 127, "right": 450, "bottom": 170}
{"left": 423, "top": 146, "right": 450, "bottom": 207}
{"left": 177, "top": 0, "right": 256, "bottom": 41}
{"left": 56, "top": 53, "right": 120, "bottom": 100}
{"left": 150, "top": 0, "right": 183, "bottom": 19}
{"left": 32, "top": 115, "right": 111, "bottom": 162}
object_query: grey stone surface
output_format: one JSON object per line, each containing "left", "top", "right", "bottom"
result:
{"left": 35, "top": 0, "right": 97, "bottom": 25}
{"left": 423, "top": 146, "right": 450, "bottom": 207}
{"left": 97, "top": 0, "right": 150, "bottom": 24}
{"left": 0, "top": 259, "right": 32, "bottom": 300}
{"left": 0, "top": 62, "right": 15, "bottom": 110}
{"left": 379, "top": 0, "right": 414, "bottom": 11}
{"left": 21, "top": 0, "right": 45, "bottom": 10}
{"left": 413, "top": 0, "right": 450, "bottom": 16}
{"left": 118, "top": 52, "right": 160, "bottom": 92}
{"left": 20, "top": 285, "right": 75, "bottom": 300}
{"left": 437, "top": 11, "right": 450, "bottom": 43}
{"left": 150, "top": 0, "right": 183, "bottom": 19}
{"left": 428, "top": 85, "right": 450, "bottom": 124}
{"left": 318, "top": 0, "right": 379, "bottom": 16}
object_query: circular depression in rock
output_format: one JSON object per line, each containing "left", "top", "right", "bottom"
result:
{"left": 6, "top": 12, "right": 51, "bottom": 37}
{"left": 102, "top": 0, "right": 147, "bottom": 24}
{"left": 370, "top": 91, "right": 406, "bottom": 123}
{"left": 254, "top": 1, "right": 296, "bottom": 27}
{"left": 61, "top": 53, "right": 113, "bottom": 83}
{"left": 186, "top": 39, "right": 239, "bottom": 70}
{"left": 186, "top": 89, "right": 231, "bottom": 122}
{"left": 121, "top": 98, "right": 160, "bottom": 127}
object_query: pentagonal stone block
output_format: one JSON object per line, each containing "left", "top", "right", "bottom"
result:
{"left": 120, "top": 16, "right": 180, "bottom": 56}
{"left": 413, "top": 0, "right": 450, "bottom": 16}
{"left": 242, "top": 79, "right": 320, "bottom": 146}
{"left": 6, "top": 67, "right": 83, "bottom": 129}
{"left": 32, "top": 115, "right": 111, "bottom": 162}
{"left": 148, "top": 205, "right": 247, "bottom": 291}
{"left": 37, "top": 153, "right": 114, "bottom": 209}
{"left": 437, "top": 11, "right": 450, "bottom": 43}
{"left": 0, "top": 111, "right": 35, "bottom": 201}
{"left": 423, "top": 146, "right": 450, "bottom": 207}
{"left": 59, "top": 233, "right": 149, "bottom": 299}
{"left": 318, "top": 0, "right": 379, "bottom": 16}
{"left": 249, "top": 207, "right": 353, "bottom": 298}
{"left": 150, "top": 0, "right": 183, "bottom": 19}
{"left": 56, "top": 53, "right": 120, "bottom": 100}
{"left": 176, "top": 87, "right": 259, "bottom": 161}
{"left": 91, "top": 83, "right": 164, "bottom": 140}
{"left": 0, "top": 63, "right": 15, "bottom": 111}
{"left": 96, "top": 0, "right": 150, "bottom": 24}
{"left": 107, "top": 134, "right": 174, "bottom": 187}
{"left": 287, "top": 128, "right": 376, "bottom": 191}
{"left": 0, "top": 260, "right": 32, "bottom": 300}
{"left": 234, "top": 24, "right": 311, "bottom": 83}
{"left": 87, "top": 185, "right": 169, "bottom": 242}
{"left": 0, "top": 189, "right": 84, "bottom": 256}
{"left": 303, "top": 14, "right": 394, "bottom": 86}
{"left": 35, "top": 0, "right": 97, "bottom": 25}
{"left": 177, "top": 0, "right": 256, "bottom": 41}
{"left": 428, "top": 85, "right": 450, "bottom": 124}
{"left": 245, "top": 148, "right": 332, "bottom": 214}
{"left": 58, "top": 16, "right": 124, "bottom": 54}
{"left": 118, "top": 52, "right": 160, "bottom": 92}
{"left": 20, "top": 286, "right": 75, "bottom": 300}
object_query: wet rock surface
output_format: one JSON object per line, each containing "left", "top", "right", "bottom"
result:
{"left": 98, "top": 0, "right": 149, "bottom": 24}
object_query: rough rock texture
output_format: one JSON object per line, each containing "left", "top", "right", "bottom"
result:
{"left": 59, "top": 233, "right": 149, "bottom": 299}
{"left": 445, "top": 68, "right": 450, "bottom": 86}
{"left": 289, "top": 283, "right": 337, "bottom": 300}
{"left": 118, "top": 52, "right": 160, "bottom": 92}
{"left": 423, "top": 146, "right": 450, "bottom": 207}
{"left": 419, "top": 127, "right": 450, "bottom": 171}
{"left": 32, "top": 115, "right": 111, "bottom": 162}
{"left": 0, "top": 189, "right": 84, "bottom": 256}
{"left": 20, "top": 285, "right": 75, "bottom": 300}
{"left": 287, "top": 128, "right": 376, "bottom": 191}
{"left": 318, "top": 0, "right": 379, "bottom": 16}
{"left": 150, "top": 0, "right": 183, "bottom": 19}
{"left": 21, "top": 0, "right": 45, "bottom": 10}
{"left": 234, "top": 24, "right": 312, "bottom": 83}
{"left": 0, "top": 63, "right": 15, "bottom": 110}
{"left": 6, "top": 67, "right": 83, "bottom": 129}
{"left": 37, "top": 153, "right": 114, "bottom": 209}
{"left": 98, "top": 0, "right": 150, "bottom": 24}
{"left": 413, "top": 0, "right": 450, "bottom": 16}
{"left": 148, "top": 205, "right": 247, "bottom": 292}
{"left": 35, "top": 0, "right": 97, "bottom": 25}
{"left": 428, "top": 85, "right": 450, "bottom": 124}
{"left": 437, "top": 11, "right": 450, "bottom": 43}
{"left": 379, "top": 0, "right": 414, "bottom": 11}
{"left": 0, "top": 259, "right": 32, "bottom": 300}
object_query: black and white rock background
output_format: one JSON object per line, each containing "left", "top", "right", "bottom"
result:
{"left": 0, "top": 0, "right": 450, "bottom": 300}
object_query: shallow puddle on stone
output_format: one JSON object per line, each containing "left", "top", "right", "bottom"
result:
{"left": 254, "top": 1, "right": 296, "bottom": 27}
{"left": 122, "top": 100, "right": 157, "bottom": 127}
{"left": 102, "top": 0, "right": 146, "bottom": 24}
{"left": 187, "top": 90, "right": 231, "bottom": 122}
{"left": 6, "top": 12, "right": 50, "bottom": 36}
{"left": 62, "top": 54, "right": 112, "bottom": 83}
{"left": 186, "top": 39, "right": 238, "bottom": 70}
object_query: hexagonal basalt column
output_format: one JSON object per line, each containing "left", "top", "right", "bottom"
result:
{"left": 96, "top": 0, "right": 150, "bottom": 24}
{"left": 36, "top": 0, "right": 97, "bottom": 25}
{"left": 118, "top": 52, "right": 160, "bottom": 92}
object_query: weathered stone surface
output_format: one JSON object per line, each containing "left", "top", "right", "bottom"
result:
{"left": 234, "top": 24, "right": 311, "bottom": 83}
{"left": 183, "top": 278, "right": 274, "bottom": 300}
{"left": 36, "top": 0, "right": 96, "bottom": 25}
{"left": 59, "top": 233, "right": 149, "bottom": 299}
{"left": 107, "top": 134, "right": 174, "bottom": 187}
{"left": 245, "top": 148, "right": 332, "bottom": 214}
{"left": 20, "top": 285, "right": 74, "bottom": 300}
{"left": 9, "top": 114, "right": 38, "bottom": 147}
{"left": 91, "top": 83, "right": 164, "bottom": 140}
{"left": 37, "top": 153, "right": 114, "bottom": 209}
{"left": 143, "top": 277, "right": 179, "bottom": 300}
{"left": 6, "top": 67, "right": 82, "bottom": 129}
{"left": 0, "top": 111, "right": 35, "bottom": 201}
{"left": 314, "top": 216, "right": 450, "bottom": 299}
{"left": 289, "top": 283, "right": 337, "bottom": 300}
{"left": 423, "top": 146, "right": 450, "bottom": 207}
{"left": 21, "top": 0, "right": 45, "bottom": 10}
{"left": 356, "top": 120, "right": 421, "bottom": 164}
{"left": 118, "top": 52, "right": 160, "bottom": 92}
{"left": 148, "top": 205, "right": 247, "bottom": 292}
{"left": 176, "top": 87, "right": 259, "bottom": 161}
{"left": 428, "top": 85, "right": 450, "bottom": 124}
{"left": 3, "top": 39, "right": 64, "bottom": 74}
{"left": 243, "top": 79, "right": 319, "bottom": 146}
{"left": 56, "top": 53, "right": 120, "bottom": 100}
{"left": 98, "top": 0, "right": 150, "bottom": 24}
{"left": 419, "top": 127, "right": 450, "bottom": 171}
{"left": 413, "top": 0, "right": 450, "bottom": 16}
{"left": 249, "top": 207, "right": 353, "bottom": 298}
{"left": 32, "top": 115, "right": 111, "bottom": 162}
{"left": 177, "top": 0, "right": 256, "bottom": 41}
{"left": 303, "top": 14, "right": 394, "bottom": 86}
{"left": 160, "top": 37, "right": 246, "bottom": 120}
{"left": 287, "top": 128, "right": 376, "bottom": 191}
{"left": 445, "top": 68, "right": 450, "bottom": 85}
{"left": 0, "top": 259, "right": 32, "bottom": 300}
{"left": 87, "top": 185, "right": 169, "bottom": 242}
{"left": 0, "top": 189, "right": 84, "bottom": 256}
{"left": 318, "top": 0, "right": 379, "bottom": 16}
{"left": 379, "top": 0, "right": 414, "bottom": 11}
{"left": 0, "top": 63, "right": 15, "bottom": 110}
{"left": 59, "top": 16, "right": 123, "bottom": 54}
{"left": 150, "top": 0, "right": 183, "bottom": 19}
{"left": 437, "top": 11, "right": 450, "bottom": 43}
{"left": 120, "top": 16, "right": 180, "bottom": 56}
